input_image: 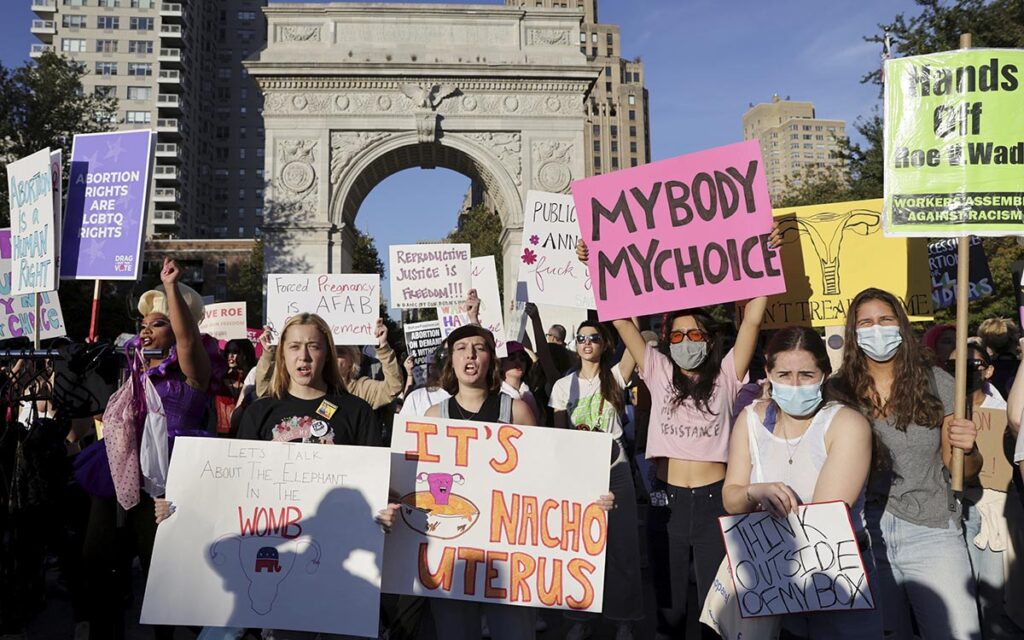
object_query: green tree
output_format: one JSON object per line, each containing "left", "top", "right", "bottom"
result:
{"left": 229, "top": 238, "right": 265, "bottom": 328}
{"left": 351, "top": 227, "right": 385, "bottom": 278}
{"left": 0, "top": 52, "right": 117, "bottom": 227}
{"left": 446, "top": 203, "right": 503, "bottom": 286}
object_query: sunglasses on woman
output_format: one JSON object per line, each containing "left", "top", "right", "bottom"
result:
{"left": 669, "top": 329, "right": 707, "bottom": 344}
{"left": 576, "top": 334, "right": 603, "bottom": 345}
{"left": 942, "top": 359, "right": 987, "bottom": 373}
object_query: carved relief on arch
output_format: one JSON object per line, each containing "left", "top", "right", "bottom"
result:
{"left": 274, "top": 139, "right": 319, "bottom": 220}
{"left": 329, "top": 131, "right": 398, "bottom": 188}
{"left": 457, "top": 132, "right": 522, "bottom": 187}
{"left": 532, "top": 141, "right": 574, "bottom": 194}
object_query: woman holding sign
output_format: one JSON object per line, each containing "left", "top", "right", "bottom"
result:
{"left": 423, "top": 324, "right": 614, "bottom": 640}
{"left": 723, "top": 326, "right": 879, "bottom": 638}
{"left": 549, "top": 320, "right": 644, "bottom": 640}
{"left": 830, "top": 288, "right": 981, "bottom": 640}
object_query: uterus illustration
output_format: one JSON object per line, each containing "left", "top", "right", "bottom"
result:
{"left": 209, "top": 535, "right": 322, "bottom": 615}
{"left": 777, "top": 209, "right": 880, "bottom": 295}
{"left": 400, "top": 471, "right": 480, "bottom": 540}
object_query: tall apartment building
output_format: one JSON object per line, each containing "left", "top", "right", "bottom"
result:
{"left": 505, "top": 0, "right": 651, "bottom": 176}
{"left": 29, "top": 0, "right": 266, "bottom": 240}
{"left": 742, "top": 95, "right": 847, "bottom": 201}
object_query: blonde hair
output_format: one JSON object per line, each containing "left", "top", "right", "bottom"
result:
{"left": 335, "top": 345, "right": 363, "bottom": 382}
{"left": 978, "top": 318, "right": 1020, "bottom": 356}
{"left": 270, "top": 313, "right": 347, "bottom": 399}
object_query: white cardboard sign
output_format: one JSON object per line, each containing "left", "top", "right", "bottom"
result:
{"left": 437, "top": 256, "right": 510, "bottom": 358}
{"left": 719, "top": 501, "right": 875, "bottom": 618}
{"left": 382, "top": 416, "right": 611, "bottom": 612}
{"left": 6, "top": 148, "right": 56, "bottom": 295}
{"left": 266, "top": 273, "right": 379, "bottom": 345}
{"left": 389, "top": 243, "right": 471, "bottom": 309}
{"left": 0, "top": 228, "right": 65, "bottom": 340}
{"left": 517, "top": 190, "right": 594, "bottom": 309}
{"left": 141, "top": 437, "right": 391, "bottom": 638}
{"left": 200, "top": 302, "right": 248, "bottom": 341}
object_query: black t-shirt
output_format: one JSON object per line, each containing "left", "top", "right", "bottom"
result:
{"left": 237, "top": 392, "right": 381, "bottom": 446}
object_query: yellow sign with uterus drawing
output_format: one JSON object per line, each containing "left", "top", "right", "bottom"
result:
{"left": 746, "top": 199, "right": 933, "bottom": 328}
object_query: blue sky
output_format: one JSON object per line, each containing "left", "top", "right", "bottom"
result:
{"left": 4, "top": 0, "right": 919, "bottom": 283}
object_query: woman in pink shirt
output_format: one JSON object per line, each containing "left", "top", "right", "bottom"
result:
{"left": 612, "top": 297, "right": 767, "bottom": 639}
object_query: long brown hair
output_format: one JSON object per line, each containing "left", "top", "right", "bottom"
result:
{"left": 659, "top": 308, "right": 724, "bottom": 414}
{"left": 440, "top": 333, "right": 503, "bottom": 396}
{"left": 577, "top": 320, "right": 625, "bottom": 415}
{"left": 270, "top": 313, "right": 347, "bottom": 399}
{"left": 764, "top": 326, "right": 838, "bottom": 405}
{"left": 829, "top": 288, "right": 944, "bottom": 430}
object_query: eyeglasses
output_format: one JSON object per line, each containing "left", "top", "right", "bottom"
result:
{"left": 575, "top": 424, "right": 603, "bottom": 432}
{"left": 575, "top": 334, "right": 604, "bottom": 345}
{"left": 669, "top": 329, "right": 707, "bottom": 344}
{"left": 942, "top": 359, "right": 987, "bottom": 373}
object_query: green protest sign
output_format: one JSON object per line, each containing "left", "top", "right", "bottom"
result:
{"left": 884, "top": 49, "right": 1024, "bottom": 237}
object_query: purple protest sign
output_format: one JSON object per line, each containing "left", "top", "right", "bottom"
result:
{"left": 60, "top": 130, "right": 154, "bottom": 280}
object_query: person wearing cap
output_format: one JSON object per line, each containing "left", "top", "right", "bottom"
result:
{"left": 500, "top": 340, "right": 541, "bottom": 424}
{"left": 75, "top": 257, "right": 225, "bottom": 640}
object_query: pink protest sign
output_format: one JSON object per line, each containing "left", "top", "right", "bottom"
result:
{"left": 572, "top": 141, "right": 786, "bottom": 321}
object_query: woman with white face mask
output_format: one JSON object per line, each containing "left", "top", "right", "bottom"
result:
{"left": 723, "top": 326, "right": 879, "bottom": 638}
{"left": 830, "top": 288, "right": 981, "bottom": 639}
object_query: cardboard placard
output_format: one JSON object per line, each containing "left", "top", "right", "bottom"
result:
{"left": 737, "top": 199, "right": 933, "bottom": 327}
{"left": 437, "top": 256, "right": 509, "bottom": 357}
{"left": 382, "top": 416, "right": 611, "bottom": 612}
{"left": 389, "top": 244, "right": 471, "bottom": 309}
{"left": 140, "top": 437, "right": 390, "bottom": 638}
{"left": 266, "top": 273, "right": 379, "bottom": 346}
{"left": 61, "top": 130, "right": 154, "bottom": 280}
{"left": 404, "top": 320, "right": 443, "bottom": 387}
{"left": 928, "top": 237, "right": 994, "bottom": 310}
{"left": 719, "top": 501, "right": 875, "bottom": 618}
{"left": 517, "top": 190, "right": 594, "bottom": 309}
{"left": 6, "top": 148, "right": 56, "bottom": 295}
{"left": 975, "top": 407, "right": 1014, "bottom": 491}
{"left": 884, "top": 50, "right": 1024, "bottom": 236}
{"left": 199, "top": 302, "right": 249, "bottom": 341}
{"left": 0, "top": 229, "right": 65, "bottom": 340}
{"left": 572, "top": 141, "right": 786, "bottom": 320}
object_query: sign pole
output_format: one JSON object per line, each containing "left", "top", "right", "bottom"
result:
{"left": 950, "top": 32, "right": 973, "bottom": 492}
{"left": 88, "top": 279, "right": 102, "bottom": 342}
{"left": 33, "top": 293, "right": 41, "bottom": 349}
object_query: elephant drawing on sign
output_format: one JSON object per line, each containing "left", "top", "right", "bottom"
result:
{"left": 776, "top": 209, "right": 880, "bottom": 296}
{"left": 208, "top": 534, "right": 321, "bottom": 615}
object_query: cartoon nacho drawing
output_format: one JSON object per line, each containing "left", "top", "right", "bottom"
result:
{"left": 399, "top": 472, "right": 480, "bottom": 540}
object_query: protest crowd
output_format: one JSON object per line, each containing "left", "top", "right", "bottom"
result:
{"left": 4, "top": 47, "right": 1024, "bottom": 640}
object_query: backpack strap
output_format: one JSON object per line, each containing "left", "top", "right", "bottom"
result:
{"left": 440, "top": 398, "right": 451, "bottom": 419}
{"left": 499, "top": 393, "right": 513, "bottom": 423}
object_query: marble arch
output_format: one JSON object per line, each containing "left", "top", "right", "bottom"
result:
{"left": 247, "top": 2, "right": 597, "bottom": 302}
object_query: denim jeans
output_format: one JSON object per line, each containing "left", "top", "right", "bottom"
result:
{"left": 648, "top": 479, "right": 726, "bottom": 640}
{"left": 431, "top": 599, "right": 535, "bottom": 640}
{"left": 866, "top": 504, "right": 981, "bottom": 639}
{"left": 962, "top": 493, "right": 1024, "bottom": 639}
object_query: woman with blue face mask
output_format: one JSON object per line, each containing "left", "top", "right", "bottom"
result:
{"left": 831, "top": 288, "right": 981, "bottom": 640}
{"left": 723, "top": 326, "right": 879, "bottom": 638}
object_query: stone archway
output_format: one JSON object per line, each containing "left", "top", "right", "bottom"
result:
{"left": 246, "top": 2, "right": 596, "bottom": 303}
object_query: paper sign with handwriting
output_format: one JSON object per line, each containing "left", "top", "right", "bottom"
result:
{"left": 719, "top": 501, "right": 875, "bottom": 618}
{"left": 7, "top": 148, "right": 56, "bottom": 295}
{"left": 382, "top": 417, "right": 611, "bottom": 612}
{"left": 200, "top": 302, "right": 248, "bottom": 341}
{"left": 266, "top": 274, "right": 379, "bottom": 345}
{"left": 140, "top": 437, "right": 390, "bottom": 637}
{"left": 404, "top": 320, "right": 443, "bottom": 387}
{"left": 518, "top": 191, "right": 594, "bottom": 309}
{"left": 438, "top": 256, "right": 509, "bottom": 357}
{"left": 572, "top": 141, "right": 785, "bottom": 320}
{"left": 0, "top": 228, "right": 65, "bottom": 340}
{"left": 389, "top": 244, "right": 471, "bottom": 309}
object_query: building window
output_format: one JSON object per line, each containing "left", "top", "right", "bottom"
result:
{"left": 215, "top": 126, "right": 229, "bottom": 139}
{"left": 95, "top": 61, "right": 118, "bottom": 76}
{"left": 238, "top": 227, "right": 245, "bottom": 237}
{"left": 628, "top": 110, "right": 635, "bottom": 121}
{"left": 62, "top": 14, "right": 87, "bottom": 28}
{"left": 95, "top": 39, "right": 117, "bottom": 53}
{"left": 131, "top": 0, "right": 155, "bottom": 7}
{"left": 628, "top": 94, "right": 636, "bottom": 105}
{"left": 591, "top": 47, "right": 597, "bottom": 56}
{"left": 62, "top": 38, "right": 87, "bottom": 53}
{"left": 803, "top": 125, "right": 812, "bottom": 131}
{"left": 98, "top": 0, "right": 120, "bottom": 6}
{"left": 607, "top": 47, "right": 613, "bottom": 56}
{"left": 256, "top": 190, "right": 264, "bottom": 200}
{"left": 631, "top": 158, "right": 638, "bottom": 167}
{"left": 127, "top": 86, "right": 151, "bottom": 101}
{"left": 593, "top": 140, "right": 600, "bottom": 152}
{"left": 593, "top": 156, "right": 601, "bottom": 169}
{"left": 591, "top": 32, "right": 597, "bottom": 43}
{"left": 630, "top": 142, "right": 637, "bottom": 153}
{"left": 130, "top": 17, "right": 154, "bottom": 30}
{"left": 126, "top": 110, "right": 151, "bottom": 124}
{"left": 238, "top": 10, "right": 256, "bottom": 20}
{"left": 605, "top": 82, "right": 612, "bottom": 92}
{"left": 94, "top": 85, "right": 116, "bottom": 98}
{"left": 605, "top": 66, "right": 611, "bottom": 77}
{"left": 629, "top": 126, "right": 636, "bottom": 137}
{"left": 606, "top": 32, "right": 613, "bottom": 44}
{"left": 215, "top": 148, "right": 229, "bottom": 161}
{"left": 63, "top": 0, "right": 87, "bottom": 5}
{"left": 217, "top": 68, "right": 232, "bottom": 79}
{"left": 128, "top": 40, "right": 153, "bottom": 54}
{"left": 240, "top": 107, "right": 247, "bottom": 117}
{"left": 217, "top": 261, "right": 226, "bottom": 275}
{"left": 96, "top": 16, "right": 119, "bottom": 29}
{"left": 579, "top": 32, "right": 586, "bottom": 43}
{"left": 611, "top": 157, "right": 619, "bottom": 169}
{"left": 256, "top": 148, "right": 264, "bottom": 158}
{"left": 127, "top": 62, "right": 152, "bottom": 76}
{"left": 239, "top": 149, "right": 246, "bottom": 159}
{"left": 610, "top": 125, "right": 617, "bottom": 138}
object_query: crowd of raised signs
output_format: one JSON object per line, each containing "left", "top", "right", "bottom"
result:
{"left": 1, "top": 251, "right": 1023, "bottom": 640}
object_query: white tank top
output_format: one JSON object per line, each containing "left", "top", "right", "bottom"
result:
{"left": 746, "top": 401, "right": 866, "bottom": 531}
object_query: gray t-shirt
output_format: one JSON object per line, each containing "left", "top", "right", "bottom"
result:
{"left": 868, "top": 367, "right": 957, "bottom": 528}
